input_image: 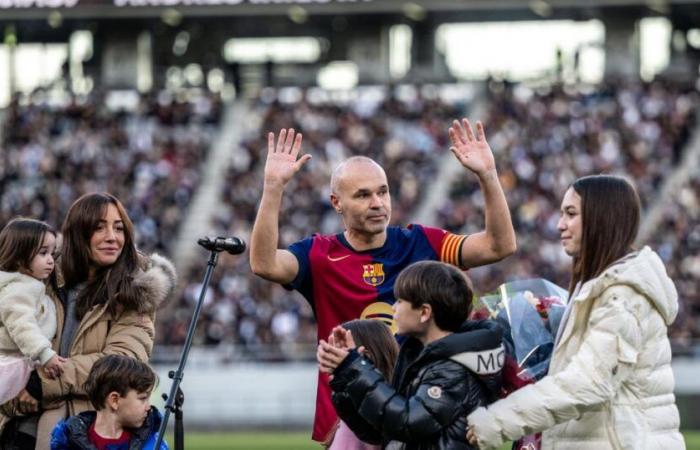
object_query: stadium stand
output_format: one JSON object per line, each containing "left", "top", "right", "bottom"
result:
{"left": 0, "top": 91, "right": 221, "bottom": 255}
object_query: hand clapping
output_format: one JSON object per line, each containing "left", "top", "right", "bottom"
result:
{"left": 316, "top": 326, "right": 364, "bottom": 376}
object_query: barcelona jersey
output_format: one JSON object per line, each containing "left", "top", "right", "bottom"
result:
{"left": 286, "top": 224, "right": 467, "bottom": 442}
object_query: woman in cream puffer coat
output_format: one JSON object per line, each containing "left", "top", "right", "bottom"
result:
{"left": 467, "top": 175, "right": 684, "bottom": 450}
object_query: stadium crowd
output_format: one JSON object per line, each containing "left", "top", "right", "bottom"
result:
{"left": 647, "top": 172, "right": 700, "bottom": 354}
{"left": 0, "top": 91, "right": 220, "bottom": 254}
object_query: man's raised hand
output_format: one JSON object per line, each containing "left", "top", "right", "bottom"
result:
{"left": 448, "top": 119, "right": 496, "bottom": 178}
{"left": 264, "top": 128, "right": 312, "bottom": 188}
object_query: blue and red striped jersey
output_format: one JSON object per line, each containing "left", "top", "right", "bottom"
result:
{"left": 286, "top": 224, "right": 467, "bottom": 442}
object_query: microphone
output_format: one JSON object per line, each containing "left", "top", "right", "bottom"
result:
{"left": 197, "top": 236, "right": 246, "bottom": 255}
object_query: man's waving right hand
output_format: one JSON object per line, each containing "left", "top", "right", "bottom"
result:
{"left": 264, "top": 128, "right": 312, "bottom": 188}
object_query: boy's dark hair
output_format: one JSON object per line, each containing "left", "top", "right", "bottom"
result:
{"left": 84, "top": 355, "right": 157, "bottom": 410}
{"left": 393, "top": 261, "right": 473, "bottom": 332}
{"left": 0, "top": 218, "right": 56, "bottom": 274}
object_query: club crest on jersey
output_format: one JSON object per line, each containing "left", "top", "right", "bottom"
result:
{"left": 362, "top": 263, "right": 385, "bottom": 286}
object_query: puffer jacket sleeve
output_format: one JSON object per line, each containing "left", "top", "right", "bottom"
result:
{"left": 332, "top": 385, "right": 383, "bottom": 444}
{"left": 331, "top": 353, "right": 473, "bottom": 442}
{"left": 41, "top": 310, "right": 154, "bottom": 402}
{"left": 468, "top": 285, "right": 644, "bottom": 450}
{"left": 0, "top": 279, "right": 55, "bottom": 364}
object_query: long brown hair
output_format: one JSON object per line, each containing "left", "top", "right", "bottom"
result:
{"left": 0, "top": 218, "right": 56, "bottom": 275}
{"left": 342, "top": 319, "right": 399, "bottom": 380}
{"left": 61, "top": 193, "right": 140, "bottom": 319}
{"left": 569, "top": 175, "right": 640, "bottom": 294}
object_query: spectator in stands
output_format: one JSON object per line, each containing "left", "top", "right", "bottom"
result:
{"left": 466, "top": 175, "right": 684, "bottom": 450}
{"left": 318, "top": 261, "right": 503, "bottom": 450}
{"left": 0, "top": 193, "right": 176, "bottom": 450}
{"left": 250, "top": 120, "right": 516, "bottom": 442}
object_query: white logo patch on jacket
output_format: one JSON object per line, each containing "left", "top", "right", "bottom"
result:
{"left": 427, "top": 386, "right": 442, "bottom": 399}
{"left": 449, "top": 345, "right": 505, "bottom": 375}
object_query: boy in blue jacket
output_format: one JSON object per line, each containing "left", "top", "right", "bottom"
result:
{"left": 317, "top": 261, "right": 504, "bottom": 449}
{"left": 51, "top": 355, "right": 168, "bottom": 450}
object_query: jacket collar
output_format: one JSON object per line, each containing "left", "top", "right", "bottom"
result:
{"left": 393, "top": 320, "right": 503, "bottom": 390}
{"left": 60, "top": 407, "right": 162, "bottom": 449}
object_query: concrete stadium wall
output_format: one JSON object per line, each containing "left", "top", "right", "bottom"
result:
{"left": 154, "top": 359, "right": 700, "bottom": 430}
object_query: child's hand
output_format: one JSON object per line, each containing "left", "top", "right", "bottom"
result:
{"left": 317, "top": 339, "right": 349, "bottom": 374}
{"left": 466, "top": 425, "right": 480, "bottom": 448}
{"left": 329, "top": 326, "right": 356, "bottom": 350}
{"left": 43, "top": 355, "right": 67, "bottom": 379}
{"left": 16, "top": 389, "right": 39, "bottom": 414}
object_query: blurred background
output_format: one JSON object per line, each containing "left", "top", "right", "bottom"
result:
{"left": 1, "top": 0, "right": 699, "bottom": 447}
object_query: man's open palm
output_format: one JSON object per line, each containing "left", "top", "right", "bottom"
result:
{"left": 264, "top": 128, "right": 311, "bottom": 187}
{"left": 448, "top": 119, "right": 496, "bottom": 176}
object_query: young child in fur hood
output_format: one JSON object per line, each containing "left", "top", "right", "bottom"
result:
{"left": 317, "top": 261, "right": 504, "bottom": 450}
{"left": 0, "top": 218, "right": 66, "bottom": 404}
{"left": 51, "top": 354, "right": 168, "bottom": 450}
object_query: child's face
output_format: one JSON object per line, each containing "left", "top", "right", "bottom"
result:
{"left": 116, "top": 389, "right": 151, "bottom": 429}
{"left": 392, "top": 298, "right": 424, "bottom": 336}
{"left": 29, "top": 233, "right": 56, "bottom": 280}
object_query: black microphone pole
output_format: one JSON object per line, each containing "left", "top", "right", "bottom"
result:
{"left": 154, "top": 237, "right": 245, "bottom": 450}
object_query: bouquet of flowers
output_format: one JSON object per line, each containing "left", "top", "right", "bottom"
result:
{"left": 475, "top": 279, "right": 568, "bottom": 450}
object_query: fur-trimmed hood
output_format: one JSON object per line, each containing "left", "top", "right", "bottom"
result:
{"left": 132, "top": 253, "right": 177, "bottom": 313}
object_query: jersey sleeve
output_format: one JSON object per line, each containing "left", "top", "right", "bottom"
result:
{"left": 283, "top": 235, "right": 315, "bottom": 295}
{"left": 418, "top": 225, "right": 468, "bottom": 268}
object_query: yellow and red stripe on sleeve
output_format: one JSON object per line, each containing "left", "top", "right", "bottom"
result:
{"left": 440, "top": 233, "right": 468, "bottom": 267}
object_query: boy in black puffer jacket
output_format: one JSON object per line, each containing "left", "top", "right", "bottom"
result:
{"left": 318, "top": 261, "right": 503, "bottom": 450}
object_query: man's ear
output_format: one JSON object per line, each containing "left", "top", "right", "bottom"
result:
{"left": 330, "top": 193, "right": 342, "bottom": 214}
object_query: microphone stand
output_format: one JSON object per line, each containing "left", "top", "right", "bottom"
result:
{"left": 154, "top": 249, "right": 220, "bottom": 450}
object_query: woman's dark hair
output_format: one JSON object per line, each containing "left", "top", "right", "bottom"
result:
{"left": 61, "top": 192, "right": 140, "bottom": 319}
{"left": 394, "top": 260, "right": 473, "bottom": 332}
{"left": 569, "top": 175, "right": 640, "bottom": 294}
{"left": 342, "top": 319, "right": 398, "bottom": 380}
{"left": 0, "top": 218, "right": 56, "bottom": 275}
{"left": 84, "top": 354, "right": 157, "bottom": 410}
